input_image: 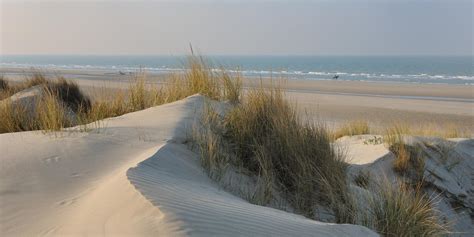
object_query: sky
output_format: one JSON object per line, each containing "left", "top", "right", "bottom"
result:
{"left": 1, "top": 0, "right": 472, "bottom": 56}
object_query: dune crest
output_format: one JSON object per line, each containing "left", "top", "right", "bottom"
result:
{"left": 0, "top": 95, "right": 376, "bottom": 236}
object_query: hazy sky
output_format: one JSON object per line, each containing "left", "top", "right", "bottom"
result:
{"left": 1, "top": 0, "right": 472, "bottom": 55}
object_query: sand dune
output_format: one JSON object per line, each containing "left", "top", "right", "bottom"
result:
{"left": 127, "top": 143, "right": 376, "bottom": 236}
{"left": 338, "top": 135, "right": 474, "bottom": 234}
{"left": 0, "top": 95, "right": 377, "bottom": 236}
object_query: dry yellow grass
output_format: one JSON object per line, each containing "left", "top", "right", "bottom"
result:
{"left": 36, "top": 88, "right": 72, "bottom": 132}
{"left": 333, "top": 120, "right": 370, "bottom": 139}
{"left": 0, "top": 99, "right": 33, "bottom": 133}
{"left": 0, "top": 73, "right": 50, "bottom": 99}
{"left": 332, "top": 120, "right": 469, "bottom": 140}
{"left": 194, "top": 85, "right": 351, "bottom": 220}
{"left": 380, "top": 121, "right": 469, "bottom": 139}
{"left": 128, "top": 72, "right": 151, "bottom": 111}
{"left": 1, "top": 57, "right": 451, "bottom": 236}
{"left": 0, "top": 75, "right": 10, "bottom": 100}
{"left": 0, "top": 55, "right": 242, "bottom": 134}
{"left": 365, "top": 181, "right": 448, "bottom": 236}
{"left": 384, "top": 124, "right": 426, "bottom": 182}
{"left": 408, "top": 122, "right": 468, "bottom": 138}
{"left": 0, "top": 76, "right": 87, "bottom": 133}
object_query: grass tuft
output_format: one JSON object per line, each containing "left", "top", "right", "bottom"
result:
{"left": 194, "top": 85, "right": 350, "bottom": 220}
{"left": 49, "top": 77, "right": 91, "bottom": 113}
{"left": 365, "top": 181, "right": 448, "bottom": 236}
{"left": 0, "top": 55, "right": 242, "bottom": 134}
{"left": 128, "top": 72, "right": 150, "bottom": 111}
{"left": 36, "top": 88, "right": 72, "bottom": 132}
{"left": 384, "top": 124, "right": 426, "bottom": 183}
{"left": 354, "top": 170, "right": 371, "bottom": 188}
{"left": 24, "top": 72, "right": 48, "bottom": 88}
{"left": 0, "top": 75, "right": 9, "bottom": 91}
{"left": 221, "top": 69, "right": 242, "bottom": 104}
{"left": 0, "top": 100, "right": 33, "bottom": 133}
{"left": 0, "top": 77, "right": 88, "bottom": 133}
{"left": 333, "top": 120, "right": 370, "bottom": 139}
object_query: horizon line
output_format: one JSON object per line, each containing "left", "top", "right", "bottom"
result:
{"left": 2, "top": 54, "right": 473, "bottom": 57}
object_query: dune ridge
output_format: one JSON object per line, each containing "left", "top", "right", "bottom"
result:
{"left": 0, "top": 95, "right": 376, "bottom": 236}
{"left": 127, "top": 142, "right": 376, "bottom": 236}
{"left": 338, "top": 135, "right": 474, "bottom": 234}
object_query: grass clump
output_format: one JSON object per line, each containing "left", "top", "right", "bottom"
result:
{"left": 0, "top": 76, "right": 90, "bottom": 133}
{"left": 384, "top": 124, "right": 426, "bottom": 183}
{"left": 50, "top": 77, "right": 91, "bottom": 113}
{"left": 333, "top": 120, "right": 370, "bottom": 139}
{"left": 1, "top": 72, "right": 49, "bottom": 98}
{"left": 0, "top": 75, "right": 8, "bottom": 91}
{"left": 410, "top": 122, "right": 468, "bottom": 139}
{"left": 122, "top": 55, "right": 241, "bottom": 113}
{"left": 364, "top": 181, "right": 448, "bottom": 237}
{"left": 0, "top": 55, "right": 242, "bottom": 134}
{"left": 193, "top": 104, "right": 230, "bottom": 181}
{"left": 194, "top": 86, "right": 351, "bottom": 220}
{"left": 36, "top": 88, "right": 73, "bottom": 132}
{"left": 169, "top": 56, "right": 242, "bottom": 103}
{"left": 220, "top": 69, "right": 242, "bottom": 104}
{"left": 0, "top": 76, "right": 11, "bottom": 100}
{"left": 354, "top": 170, "right": 371, "bottom": 188}
{"left": 82, "top": 92, "right": 128, "bottom": 122}
{"left": 128, "top": 73, "right": 151, "bottom": 111}
{"left": 379, "top": 121, "right": 469, "bottom": 139}
{"left": 24, "top": 72, "right": 48, "bottom": 88}
{"left": 183, "top": 56, "right": 221, "bottom": 100}
{"left": 0, "top": 100, "right": 33, "bottom": 133}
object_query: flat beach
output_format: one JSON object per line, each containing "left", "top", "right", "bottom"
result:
{"left": 3, "top": 67, "right": 473, "bottom": 133}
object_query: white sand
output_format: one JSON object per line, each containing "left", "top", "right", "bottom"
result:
{"left": 335, "top": 135, "right": 390, "bottom": 165}
{"left": 0, "top": 95, "right": 377, "bottom": 236}
{"left": 339, "top": 135, "right": 474, "bottom": 234}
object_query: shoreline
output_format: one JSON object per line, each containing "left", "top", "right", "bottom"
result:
{"left": 2, "top": 67, "right": 473, "bottom": 134}
{"left": 1, "top": 67, "right": 473, "bottom": 99}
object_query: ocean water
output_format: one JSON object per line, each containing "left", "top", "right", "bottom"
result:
{"left": 1, "top": 55, "right": 472, "bottom": 85}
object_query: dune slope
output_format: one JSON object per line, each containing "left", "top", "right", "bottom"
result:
{"left": 0, "top": 95, "right": 376, "bottom": 236}
{"left": 339, "top": 135, "right": 474, "bottom": 234}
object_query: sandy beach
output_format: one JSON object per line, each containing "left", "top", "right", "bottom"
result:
{"left": 3, "top": 1, "right": 473, "bottom": 235}
{"left": 3, "top": 67, "right": 473, "bottom": 134}
{"left": 1, "top": 65, "right": 473, "bottom": 236}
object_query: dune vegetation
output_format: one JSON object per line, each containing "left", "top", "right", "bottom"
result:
{"left": 361, "top": 180, "right": 448, "bottom": 237}
{"left": 194, "top": 86, "right": 353, "bottom": 220}
{"left": 192, "top": 83, "right": 448, "bottom": 236}
{"left": 383, "top": 124, "right": 426, "bottom": 183}
{"left": 0, "top": 56, "right": 241, "bottom": 134}
{"left": 0, "top": 75, "right": 91, "bottom": 133}
{"left": 190, "top": 59, "right": 451, "bottom": 235}
{"left": 333, "top": 120, "right": 370, "bottom": 139}
{"left": 0, "top": 56, "right": 450, "bottom": 236}
{"left": 332, "top": 119, "right": 469, "bottom": 141}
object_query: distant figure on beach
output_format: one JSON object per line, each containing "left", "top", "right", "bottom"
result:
{"left": 332, "top": 75, "right": 339, "bottom": 80}
{"left": 119, "top": 71, "right": 126, "bottom": 75}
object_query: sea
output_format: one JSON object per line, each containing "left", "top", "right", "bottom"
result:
{"left": 1, "top": 55, "right": 472, "bottom": 85}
